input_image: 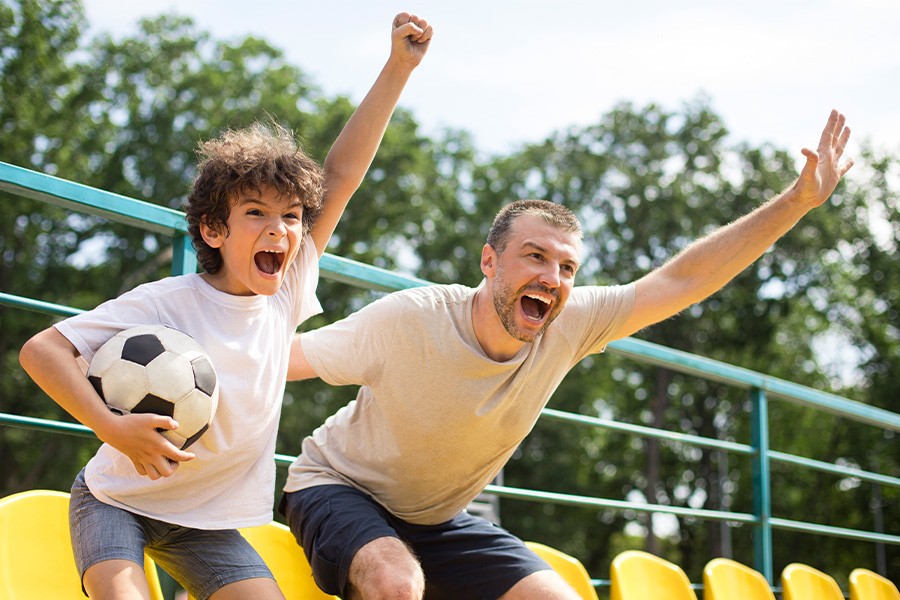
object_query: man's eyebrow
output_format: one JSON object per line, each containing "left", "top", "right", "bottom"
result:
{"left": 521, "top": 240, "right": 549, "bottom": 254}
{"left": 521, "top": 241, "right": 581, "bottom": 269}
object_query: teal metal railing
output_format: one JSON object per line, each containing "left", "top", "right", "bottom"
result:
{"left": 2, "top": 160, "right": 898, "bottom": 593}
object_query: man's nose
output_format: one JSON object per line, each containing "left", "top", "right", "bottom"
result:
{"left": 538, "top": 264, "right": 562, "bottom": 288}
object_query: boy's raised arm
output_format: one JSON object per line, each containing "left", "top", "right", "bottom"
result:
{"left": 309, "top": 12, "right": 434, "bottom": 256}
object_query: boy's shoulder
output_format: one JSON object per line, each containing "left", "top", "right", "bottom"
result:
{"left": 121, "top": 273, "right": 202, "bottom": 298}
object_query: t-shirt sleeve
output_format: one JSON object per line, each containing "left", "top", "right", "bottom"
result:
{"left": 281, "top": 235, "right": 323, "bottom": 329}
{"left": 54, "top": 284, "right": 162, "bottom": 363}
{"left": 300, "top": 293, "right": 401, "bottom": 387}
{"left": 562, "top": 283, "right": 636, "bottom": 358}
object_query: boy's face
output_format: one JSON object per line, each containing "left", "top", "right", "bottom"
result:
{"left": 199, "top": 185, "right": 305, "bottom": 296}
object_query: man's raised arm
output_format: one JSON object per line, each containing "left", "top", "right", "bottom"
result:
{"left": 618, "top": 109, "right": 854, "bottom": 339}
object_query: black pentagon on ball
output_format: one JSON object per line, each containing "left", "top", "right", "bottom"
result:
{"left": 182, "top": 423, "right": 210, "bottom": 450}
{"left": 191, "top": 356, "right": 217, "bottom": 396}
{"left": 130, "top": 394, "right": 175, "bottom": 418}
{"left": 87, "top": 375, "right": 105, "bottom": 401}
{"left": 121, "top": 334, "right": 167, "bottom": 366}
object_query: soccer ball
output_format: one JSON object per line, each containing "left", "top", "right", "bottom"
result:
{"left": 86, "top": 325, "right": 219, "bottom": 450}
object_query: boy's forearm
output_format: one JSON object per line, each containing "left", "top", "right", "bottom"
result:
{"left": 19, "top": 328, "right": 119, "bottom": 440}
{"left": 309, "top": 15, "right": 432, "bottom": 254}
{"left": 323, "top": 58, "right": 416, "bottom": 192}
{"left": 309, "top": 59, "right": 417, "bottom": 254}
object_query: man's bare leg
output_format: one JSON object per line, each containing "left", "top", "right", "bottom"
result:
{"left": 500, "top": 569, "right": 583, "bottom": 600}
{"left": 346, "top": 536, "right": 425, "bottom": 600}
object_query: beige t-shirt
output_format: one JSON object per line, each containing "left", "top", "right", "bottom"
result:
{"left": 284, "top": 281, "right": 634, "bottom": 525}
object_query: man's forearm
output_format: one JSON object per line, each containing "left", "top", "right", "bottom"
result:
{"left": 657, "top": 181, "right": 812, "bottom": 302}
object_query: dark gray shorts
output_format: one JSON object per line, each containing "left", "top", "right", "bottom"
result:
{"left": 280, "top": 485, "right": 550, "bottom": 599}
{"left": 70, "top": 470, "right": 273, "bottom": 599}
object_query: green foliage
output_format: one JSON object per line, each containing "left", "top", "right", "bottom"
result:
{"left": 1, "top": 0, "right": 896, "bottom": 588}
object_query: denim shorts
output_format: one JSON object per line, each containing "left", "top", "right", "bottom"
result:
{"left": 279, "top": 485, "right": 550, "bottom": 600}
{"left": 70, "top": 470, "right": 273, "bottom": 600}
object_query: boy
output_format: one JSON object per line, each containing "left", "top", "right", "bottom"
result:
{"left": 19, "top": 12, "right": 432, "bottom": 600}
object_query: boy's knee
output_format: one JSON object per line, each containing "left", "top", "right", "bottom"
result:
{"left": 348, "top": 537, "right": 424, "bottom": 600}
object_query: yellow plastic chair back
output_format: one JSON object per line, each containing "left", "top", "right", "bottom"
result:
{"left": 610, "top": 549, "right": 699, "bottom": 600}
{"left": 850, "top": 568, "right": 900, "bottom": 600}
{"left": 782, "top": 563, "right": 844, "bottom": 600}
{"left": 0, "top": 489, "right": 163, "bottom": 600}
{"left": 238, "top": 521, "right": 338, "bottom": 599}
{"left": 703, "top": 557, "right": 775, "bottom": 600}
{"left": 525, "top": 541, "right": 599, "bottom": 600}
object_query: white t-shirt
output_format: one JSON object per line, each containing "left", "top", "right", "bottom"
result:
{"left": 56, "top": 236, "right": 322, "bottom": 529}
{"left": 284, "top": 281, "right": 634, "bottom": 525}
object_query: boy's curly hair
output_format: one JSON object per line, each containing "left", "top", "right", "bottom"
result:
{"left": 185, "top": 122, "right": 325, "bottom": 273}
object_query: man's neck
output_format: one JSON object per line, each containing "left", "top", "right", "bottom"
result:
{"left": 471, "top": 286, "right": 526, "bottom": 362}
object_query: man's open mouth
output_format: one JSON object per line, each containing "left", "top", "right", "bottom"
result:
{"left": 521, "top": 293, "right": 551, "bottom": 321}
{"left": 254, "top": 250, "right": 285, "bottom": 275}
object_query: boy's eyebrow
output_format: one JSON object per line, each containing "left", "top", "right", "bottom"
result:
{"left": 235, "top": 195, "right": 303, "bottom": 209}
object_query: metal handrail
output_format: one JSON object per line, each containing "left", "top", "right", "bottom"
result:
{"left": 2, "top": 159, "right": 896, "bottom": 591}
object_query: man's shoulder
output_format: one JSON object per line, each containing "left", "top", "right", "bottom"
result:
{"left": 569, "top": 282, "right": 634, "bottom": 303}
{"left": 387, "top": 283, "right": 475, "bottom": 307}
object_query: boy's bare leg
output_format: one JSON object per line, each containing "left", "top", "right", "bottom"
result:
{"left": 84, "top": 559, "right": 154, "bottom": 600}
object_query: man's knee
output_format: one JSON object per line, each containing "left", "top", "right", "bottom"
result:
{"left": 348, "top": 536, "right": 424, "bottom": 600}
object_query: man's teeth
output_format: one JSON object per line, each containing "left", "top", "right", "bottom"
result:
{"left": 525, "top": 294, "right": 550, "bottom": 305}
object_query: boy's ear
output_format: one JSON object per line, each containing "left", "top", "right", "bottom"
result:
{"left": 199, "top": 218, "right": 224, "bottom": 248}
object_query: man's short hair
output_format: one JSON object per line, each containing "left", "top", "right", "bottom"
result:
{"left": 486, "top": 200, "right": 583, "bottom": 253}
{"left": 184, "top": 122, "right": 325, "bottom": 273}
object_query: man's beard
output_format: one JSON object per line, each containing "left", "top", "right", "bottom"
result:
{"left": 491, "top": 267, "right": 561, "bottom": 343}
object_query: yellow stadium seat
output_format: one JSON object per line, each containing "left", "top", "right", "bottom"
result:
{"left": 0, "top": 489, "right": 163, "bottom": 600}
{"left": 703, "top": 557, "right": 775, "bottom": 600}
{"left": 187, "top": 520, "right": 337, "bottom": 599}
{"left": 782, "top": 562, "right": 844, "bottom": 600}
{"left": 525, "top": 541, "right": 599, "bottom": 600}
{"left": 850, "top": 568, "right": 900, "bottom": 600}
{"left": 239, "top": 521, "right": 338, "bottom": 599}
{"left": 610, "top": 549, "right": 698, "bottom": 600}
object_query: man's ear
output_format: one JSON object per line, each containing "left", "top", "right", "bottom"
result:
{"left": 199, "top": 219, "right": 224, "bottom": 248}
{"left": 480, "top": 243, "right": 497, "bottom": 278}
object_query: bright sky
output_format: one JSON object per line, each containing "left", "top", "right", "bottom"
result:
{"left": 80, "top": 0, "right": 899, "bottom": 167}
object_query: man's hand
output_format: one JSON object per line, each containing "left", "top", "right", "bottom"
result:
{"left": 795, "top": 109, "right": 854, "bottom": 208}
{"left": 391, "top": 12, "right": 433, "bottom": 68}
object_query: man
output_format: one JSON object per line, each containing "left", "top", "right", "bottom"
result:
{"left": 281, "top": 111, "right": 853, "bottom": 599}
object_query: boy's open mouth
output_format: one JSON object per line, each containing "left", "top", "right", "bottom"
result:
{"left": 254, "top": 250, "right": 284, "bottom": 275}
{"left": 521, "top": 293, "right": 551, "bottom": 321}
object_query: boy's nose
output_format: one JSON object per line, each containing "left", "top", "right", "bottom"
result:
{"left": 267, "top": 220, "right": 287, "bottom": 237}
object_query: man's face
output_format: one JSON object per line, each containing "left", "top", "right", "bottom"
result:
{"left": 488, "top": 214, "right": 581, "bottom": 343}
